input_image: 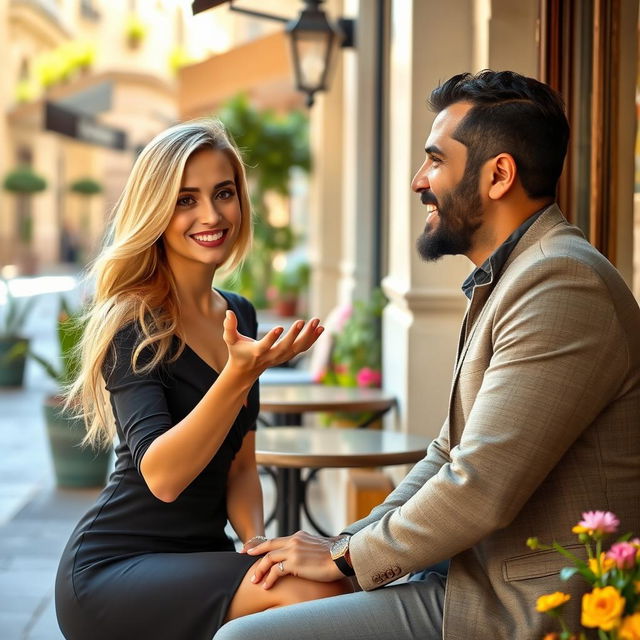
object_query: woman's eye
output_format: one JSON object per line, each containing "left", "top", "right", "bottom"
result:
{"left": 216, "top": 188, "right": 235, "bottom": 200}
{"left": 177, "top": 195, "right": 195, "bottom": 207}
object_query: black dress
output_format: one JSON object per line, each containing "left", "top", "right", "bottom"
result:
{"left": 55, "top": 291, "right": 261, "bottom": 640}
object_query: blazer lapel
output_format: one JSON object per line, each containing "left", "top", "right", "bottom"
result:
{"left": 447, "top": 204, "right": 569, "bottom": 417}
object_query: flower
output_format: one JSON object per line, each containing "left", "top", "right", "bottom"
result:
{"left": 581, "top": 586, "right": 625, "bottom": 631}
{"left": 575, "top": 511, "right": 620, "bottom": 536}
{"left": 536, "top": 592, "right": 571, "bottom": 613}
{"left": 607, "top": 542, "right": 637, "bottom": 570}
{"left": 356, "top": 367, "right": 382, "bottom": 388}
{"left": 588, "top": 552, "right": 617, "bottom": 576}
{"left": 619, "top": 614, "right": 640, "bottom": 640}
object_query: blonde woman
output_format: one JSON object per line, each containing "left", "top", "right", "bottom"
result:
{"left": 54, "top": 119, "right": 352, "bottom": 640}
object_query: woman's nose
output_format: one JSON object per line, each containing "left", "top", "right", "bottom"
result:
{"left": 200, "top": 199, "right": 222, "bottom": 224}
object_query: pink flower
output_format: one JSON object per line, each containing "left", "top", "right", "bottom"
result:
{"left": 356, "top": 367, "right": 382, "bottom": 388}
{"left": 607, "top": 542, "right": 638, "bottom": 570}
{"left": 577, "top": 511, "right": 620, "bottom": 535}
{"left": 334, "top": 304, "right": 353, "bottom": 331}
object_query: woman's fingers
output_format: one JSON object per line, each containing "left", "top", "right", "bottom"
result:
{"left": 222, "top": 310, "right": 239, "bottom": 346}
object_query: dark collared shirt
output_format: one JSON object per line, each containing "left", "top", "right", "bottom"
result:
{"left": 461, "top": 207, "right": 548, "bottom": 300}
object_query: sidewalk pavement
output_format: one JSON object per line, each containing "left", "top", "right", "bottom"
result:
{"left": 0, "top": 271, "right": 330, "bottom": 640}
{"left": 0, "top": 275, "right": 96, "bottom": 640}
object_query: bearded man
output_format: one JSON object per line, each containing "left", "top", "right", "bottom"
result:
{"left": 215, "top": 70, "right": 640, "bottom": 640}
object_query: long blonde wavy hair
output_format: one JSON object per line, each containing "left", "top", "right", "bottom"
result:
{"left": 68, "top": 118, "right": 252, "bottom": 450}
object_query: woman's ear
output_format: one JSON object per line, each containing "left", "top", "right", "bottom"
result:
{"left": 487, "top": 153, "right": 517, "bottom": 200}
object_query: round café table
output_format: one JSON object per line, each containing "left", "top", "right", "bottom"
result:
{"left": 259, "top": 384, "right": 397, "bottom": 427}
{"left": 256, "top": 427, "right": 430, "bottom": 536}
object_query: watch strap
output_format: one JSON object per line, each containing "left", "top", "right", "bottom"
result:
{"left": 333, "top": 553, "right": 355, "bottom": 577}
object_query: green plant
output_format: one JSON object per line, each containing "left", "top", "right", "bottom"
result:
{"left": 0, "top": 279, "right": 38, "bottom": 339}
{"left": 272, "top": 262, "right": 310, "bottom": 298}
{"left": 321, "top": 288, "right": 386, "bottom": 389}
{"left": 125, "top": 14, "right": 147, "bottom": 48}
{"left": 69, "top": 177, "right": 102, "bottom": 195}
{"left": 3, "top": 166, "right": 47, "bottom": 245}
{"left": 3, "top": 166, "right": 47, "bottom": 194}
{"left": 29, "top": 298, "right": 84, "bottom": 387}
{"left": 168, "top": 46, "right": 191, "bottom": 75}
{"left": 215, "top": 95, "right": 310, "bottom": 306}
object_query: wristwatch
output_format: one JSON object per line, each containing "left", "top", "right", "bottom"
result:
{"left": 330, "top": 535, "right": 355, "bottom": 577}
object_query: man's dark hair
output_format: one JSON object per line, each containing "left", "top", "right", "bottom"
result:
{"left": 429, "top": 70, "right": 570, "bottom": 199}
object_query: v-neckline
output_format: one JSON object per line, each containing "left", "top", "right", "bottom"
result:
{"left": 180, "top": 288, "right": 235, "bottom": 376}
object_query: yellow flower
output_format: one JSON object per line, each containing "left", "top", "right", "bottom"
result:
{"left": 581, "top": 586, "right": 625, "bottom": 631}
{"left": 588, "top": 552, "right": 617, "bottom": 576}
{"left": 536, "top": 592, "right": 571, "bottom": 613}
{"left": 573, "top": 524, "right": 590, "bottom": 534}
{"left": 619, "top": 614, "right": 640, "bottom": 640}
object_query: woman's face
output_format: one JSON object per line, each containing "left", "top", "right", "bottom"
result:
{"left": 162, "top": 148, "right": 242, "bottom": 270}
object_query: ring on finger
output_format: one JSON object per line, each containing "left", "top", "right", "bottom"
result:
{"left": 278, "top": 561, "right": 285, "bottom": 573}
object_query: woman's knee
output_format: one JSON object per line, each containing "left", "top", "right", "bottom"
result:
{"left": 281, "top": 577, "right": 353, "bottom": 605}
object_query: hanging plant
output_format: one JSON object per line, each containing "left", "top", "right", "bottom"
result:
{"left": 125, "top": 14, "right": 148, "bottom": 49}
{"left": 69, "top": 177, "right": 102, "bottom": 196}
{"left": 168, "top": 46, "right": 191, "bottom": 75}
{"left": 3, "top": 167, "right": 47, "bottom": 194}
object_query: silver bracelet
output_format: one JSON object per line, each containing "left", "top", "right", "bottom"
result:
{"left": 245, "top": 535, "right": 268, "bottom": 546}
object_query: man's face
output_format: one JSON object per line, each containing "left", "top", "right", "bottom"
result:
{"left": 411, "top": 102, "right": 484, "bottom": 261}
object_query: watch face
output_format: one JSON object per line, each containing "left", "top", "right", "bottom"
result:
{"left": 331, "top": 536, "right": 349, "bottom": 559}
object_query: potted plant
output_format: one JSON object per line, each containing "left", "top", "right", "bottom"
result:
{"left": 29, "top": 299, "right": 111, "bottom": 488}
{"left": 3, "top": 165, "right": 47, "bottom": 275}
{"left": 69, "top": 177, "right": 103, "bottom": 263}
{"left": 124, "top": 14, "right": 147, "bottom": 49}
{"left": 215, "top": 95, "right": 310, "bottom": 307}
{"left": 269, "top": 261, "right": 310, "bottom": 317}
{"left": 0, "top": 278, "right": 38, "bottom": 387}
{"left": 319, "top": 289, "right": 386, "bottom": 426}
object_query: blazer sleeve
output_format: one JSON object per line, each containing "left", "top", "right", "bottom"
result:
{"left": 342, "top": 419, "right": 450, "bottom": 536}
{"left": 348, "top": 255, "right": 629, "bottom": 590}
{"left": 103, "top": 325, "right": 173, "bottom": 473}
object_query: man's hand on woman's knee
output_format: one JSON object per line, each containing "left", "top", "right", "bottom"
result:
{"left": 246, "top": 531, "right": 344, "bottom": 589}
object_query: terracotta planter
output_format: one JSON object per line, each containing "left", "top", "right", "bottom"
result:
{"left": 0, "top": 337, "right": 29, "bottom": 387}
{"left": 274, "top": 297, "right": 298, "bottom": 317}
{"left": 43, "top": 396, "right": 111, "bottom": 488}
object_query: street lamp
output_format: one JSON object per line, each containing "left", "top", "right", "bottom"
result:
{"left": 191, "top": 0, "right": 355, "bottom": 107}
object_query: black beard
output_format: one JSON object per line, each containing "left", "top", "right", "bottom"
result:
{"left": 416, "top": 166, "right": 483, "bottom": 261}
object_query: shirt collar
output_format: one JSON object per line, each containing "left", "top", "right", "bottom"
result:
{"left": 461, "top": 206, "right": 548, "bottom": 300}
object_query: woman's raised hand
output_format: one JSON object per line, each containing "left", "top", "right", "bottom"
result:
{"left": 223, "top": 311, "right": 323, "bottom": 378}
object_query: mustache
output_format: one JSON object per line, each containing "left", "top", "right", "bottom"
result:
{"left": 420, "top": 191, "right": 438, "bottom": 206}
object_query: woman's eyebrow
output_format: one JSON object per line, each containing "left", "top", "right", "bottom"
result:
{"left": 179, "top": 179, "right": 235, "bottom": 193}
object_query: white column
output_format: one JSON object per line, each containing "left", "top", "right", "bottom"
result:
{"left": 382, "top": 0, "right": 475, "bottom": 443}
{"left": 337, "top": 0, "right": 380, "bottom": 303}
{"left": 307, "top": 0, "right": 346, "bottom": 321}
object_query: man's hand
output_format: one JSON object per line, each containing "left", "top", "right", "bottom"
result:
{"left": 246, "top": 531, "right": 344, "bottom": 589}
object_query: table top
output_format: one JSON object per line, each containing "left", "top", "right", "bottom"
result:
{"left": 260, "top": 384, "right": 397, "bottom": 413}
{"left": 255, "top": 427, "right": 429, "bottom": 468}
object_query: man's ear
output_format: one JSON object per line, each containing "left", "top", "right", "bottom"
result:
{"left": 487, "top": 153, "right": 517, "bottom": 200}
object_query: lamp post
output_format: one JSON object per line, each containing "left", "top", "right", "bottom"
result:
{"left": 191, "top": 0, "right": 355, "bottom": 107}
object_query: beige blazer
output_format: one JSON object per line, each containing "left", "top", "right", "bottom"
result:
{"left": 345, "top": 205, "right": 640, "bottom": 639}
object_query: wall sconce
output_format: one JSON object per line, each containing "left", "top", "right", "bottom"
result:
{"left": 192, "top": 0, "right": 355, "bottom": 107}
